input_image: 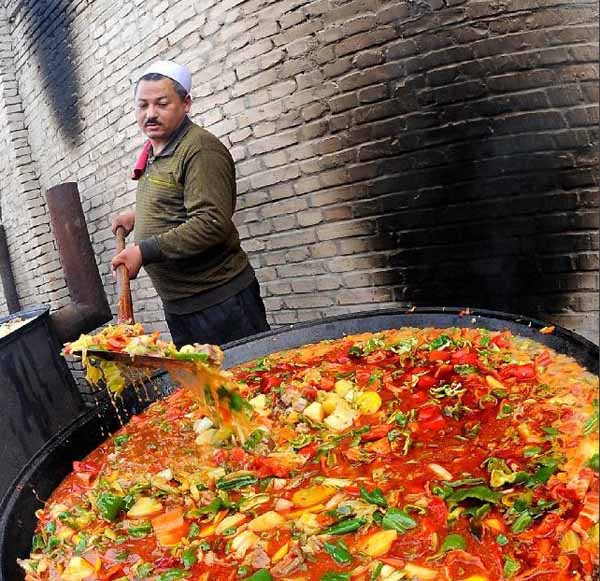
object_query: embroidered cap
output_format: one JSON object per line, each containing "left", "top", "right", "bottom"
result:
{"left": 140, "top": 60, "right": 192, "bottom": 94}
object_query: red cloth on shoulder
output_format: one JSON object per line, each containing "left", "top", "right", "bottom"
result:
{"left": 132, "top": 140, "right": 152, "bottom": 180}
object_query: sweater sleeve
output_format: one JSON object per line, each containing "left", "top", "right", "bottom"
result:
{"left": 139, "top": 147, "right": 236, "bottom": 264}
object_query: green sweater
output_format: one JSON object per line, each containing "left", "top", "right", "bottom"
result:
{"left": 135, "top": 117, "right": 251, "bottom": 312}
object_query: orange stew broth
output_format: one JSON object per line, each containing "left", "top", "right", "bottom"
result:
{"left": 21, "top": 327, "right": 599, "bottom": 581}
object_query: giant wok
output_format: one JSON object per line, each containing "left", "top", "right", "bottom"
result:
{"left": 1, "top": 307, "right": 598, "bottom": 580}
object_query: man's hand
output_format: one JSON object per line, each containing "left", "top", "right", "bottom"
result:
{"left": 112, "top": 211, "right": 136, "bottom": 236}
{"left": 112, "top": 246, "right": 143, "bottom": 279}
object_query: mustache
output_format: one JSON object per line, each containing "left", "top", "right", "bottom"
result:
{"left": 145, "top": 119, "right": 161, "bottom": 126}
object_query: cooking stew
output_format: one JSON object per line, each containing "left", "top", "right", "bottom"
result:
{"left": 20, "top": 326, "right": 599, "bottom": 580}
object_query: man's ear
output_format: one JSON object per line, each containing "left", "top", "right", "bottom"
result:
{"left": 183, "top": 94, "right": 192, "bottom": 113}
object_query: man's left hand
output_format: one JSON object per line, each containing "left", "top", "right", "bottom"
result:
{"left": 112, "top": 246, "right": 143, "bottom": 279}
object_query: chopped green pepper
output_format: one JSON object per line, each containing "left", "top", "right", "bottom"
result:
{"left": 95, "top": 492, "right": 125, "bottom": 522}
{"left": 324, "top": 518, "right": 366, "bottom": 535}
{"left": 323, "top": 539, "right": 352, "bottom": 565}
{"left": 246, "top": 570, "right": 272, "bottom": 581}
{"left": 216, "top": 473, "right": 258, "bottom": 491}
{"left": 439, "top": 533, "right": 466, "bottom": 553}
{"left": 381, "top": 508, "right": 416, "bottom": 534}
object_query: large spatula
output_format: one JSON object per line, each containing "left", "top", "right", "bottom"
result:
{"left": 69, "top": 229, "right": 250, "bottom": 438}
{"left": 70, "top": 227, "right": 204, "bottom": 373}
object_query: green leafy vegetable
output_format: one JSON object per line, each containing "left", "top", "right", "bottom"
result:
{"left": 249, "top": 357, "right": 271, "bottom": 372}
{"left": 370, "top": 562, "right": 383, "bottom": 580}
{"left": 389, "top": 338, "right": 417, "bottom": 355}
{"left": 246, "top": 570, "right": 272, "bottom": 581}
{"left": 113, "top": 434, "right": 130, "bottom": 447}
{"left": 503, "top": 556, "right": 521, "bottom": 578}
{"left": 323, "top": 540, "right": 352, "bottom": 565}
{"left": 181, "top": 547, "right": 197, "bottom": 569}
{"left": 425, "top": 335, "right": 453, "bottom": 351}
{"left": 381, "top": 508, "right": 417, "bottom": 534}
{"left": 349, "top": 336, "right": 385, "bottom": 357}
{"left": 523, "top": 446, "right": 542, "bottom": 457}
{"left": 496, "top": 403, "right": 513, "bottom": 419}
{"left": 511, "top": 513, "right": 533, "bottom": 534}
{"left": 439, "top": 533, "right": 466, "bottom": 553}
{"left": 173, "top": 351, "right": 209, "bottom": 363}
{"left": 360, "top": 486, "right": 387, "bottom": 508}
{"left": 446, "top": 485, "right": 501, "bottom": 506}
{"left": 135, "top": 563, "right": 153, "bottom": 578}
{"left": 31, "top": 534, "right": 45, "bottom": 553}
{"left": 496, "top": 534, "right": 509, "bottom": 546}
{"left": 128, "top": 521, "right": 152, "bottom": 538}
{"left": 321, "top": 573, "right": 350, "bottom": 581}
{"left": 243, "top": 429, "right": 266, "bottom": 452}
{"left": 156, "top": 570, "right": 190, "bottom": 581}
{"left": 542, "top": 426, "right": 559, "bottom": 439}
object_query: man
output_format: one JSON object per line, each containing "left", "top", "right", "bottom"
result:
{"left": 111, "top": 60, "right": 270, "bottom": 347}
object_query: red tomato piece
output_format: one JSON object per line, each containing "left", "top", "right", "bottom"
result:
{"left": 417, "top": 405, "right": 447, "bottom": 431}
{"left": 490, "top": 333, "right": 511, "bottom": 349}
{"left": 302, "top": 385, "right": 318, "bottom": 400}
{"left": 106, "top": 337, "right": 127, "bottom": 351}
{"left": 361, "top": 424, "right": 393, "bottom": 441}
{"left": 451, "top": 348, "right": 479, "bottom": 366}
{"left": 417, "top": 374, "right": 437, "bottom": 389}
{"left": 410, "top": 391, "right": 428, "bottom": 405}
{"left": 434, "top": 364, "right": 454, "bottom": 380}
{"left": 319, "top": 376, "right": 335, "bottom": 391}
{"left": 500, "top": 363, "right": 536, "bottom": 381}
{"left": 254, "top": 456, "right": 292, "bottom": 478}
{"left": 345, "top": 485, "right": 360, "bottom": 496}
{"left": 427, "top": 496, "right": 448, "bottom": 526}
{"left": 355, "top": 368, "right": 373, "bottom": 387}
{"left": 229, "top": 447, "right": 249, "bottom": 466}
{"left": 428, "top": 350, "right": 451, "bottom": 362}
{"left": 260, "top": 374, "right": 282, "bottom": 393}
{"left": 297, "top": 441, "right": 319, "bottom": 458}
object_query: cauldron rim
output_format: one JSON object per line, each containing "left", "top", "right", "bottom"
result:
{"left": 1, "top": 307, "right": 598, "bottom": 580}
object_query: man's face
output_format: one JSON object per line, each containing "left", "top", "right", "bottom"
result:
{"left": 135, "top": 79, "right": 191, "bottom": 145}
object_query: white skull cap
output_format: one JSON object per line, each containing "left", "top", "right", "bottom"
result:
{"left": 141, "top": 60, "right": 192, "bottom": 93}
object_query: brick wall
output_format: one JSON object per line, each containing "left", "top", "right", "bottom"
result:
{"left": 0, "top": 0, "right": 597, "bottom": 343}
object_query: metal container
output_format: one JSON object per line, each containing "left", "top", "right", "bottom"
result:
{"left": 0, "top": 305, "right": 85, "bottom": 499}
{"left": 0, "top": 308, "right": 597, "bottom": 580}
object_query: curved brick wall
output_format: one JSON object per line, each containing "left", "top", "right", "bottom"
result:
{"left": 0, "top": 0, "right": 597, "bottom": 342}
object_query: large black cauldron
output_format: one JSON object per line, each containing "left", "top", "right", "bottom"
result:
{"left": 0, "top": 308, "right": 597, "bottom": 580}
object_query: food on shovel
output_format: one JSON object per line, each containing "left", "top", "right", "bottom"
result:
{"left": 63, "top": 323, "right": 250, "bottom": 439}
{"left": 21, "top": 327, "right": 598, "bottom": 580}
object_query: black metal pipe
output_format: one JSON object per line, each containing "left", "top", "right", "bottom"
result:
{"left": 0, "top": 224, "right": 20, "bottom": 314}
{"left": 46, "top": 182, "right": 111, "bottom": 344}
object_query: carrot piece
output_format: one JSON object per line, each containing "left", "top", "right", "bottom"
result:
{"left": 151, "top": 507, "right": 189, "bottom": 547}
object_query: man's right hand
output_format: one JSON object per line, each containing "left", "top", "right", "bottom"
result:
{"left": 111, "top": 211, "right": 136, "bottom": 236}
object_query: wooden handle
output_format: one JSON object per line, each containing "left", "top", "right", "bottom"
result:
{"left": 115, "top": 226, "right": 135, "bottom": 323}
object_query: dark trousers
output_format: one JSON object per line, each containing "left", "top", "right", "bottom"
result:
{"left": 164, "top": 279, "right": 270, "bottom": 348}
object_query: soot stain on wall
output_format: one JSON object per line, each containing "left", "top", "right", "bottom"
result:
{"left": 16, "top": 0, "right": 82, "bottom": 144}
{"left": 372, "top": 81, "right": 598, "bottom": 317}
